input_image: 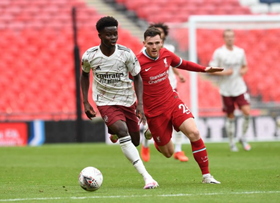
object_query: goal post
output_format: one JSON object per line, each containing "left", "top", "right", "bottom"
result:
{"left": 187, "top": 15, "right": 280, "bottom": 120}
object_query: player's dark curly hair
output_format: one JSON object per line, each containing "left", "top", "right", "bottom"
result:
{"left": 148, "top": 23, "right": 169, "bottom": 37}
{"left": 144, "top": 27, "right": 162, "bottom": 40}
{"left": 96, "top": 16, "right": 118, "bottom": 33}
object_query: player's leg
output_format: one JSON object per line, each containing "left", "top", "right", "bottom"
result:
{"left": 157, "top": 140, "right": 174, "bottom": 158}
{"left": 222, "top": 96, "right": 238, "bottom": 151}
{"left": 173, "top": 129, "right": 189, "bottom": 162}
{"left": 225, "top": 113, "right": 238, "bottom": 151}
{"left": 108, "top": 103, "right": 141, "bottom": 146}
{"left": 123, "top": 103, "right": 141, "bottom": 146}
{"left": 171, "top": 97, "right": 220, "bottom": 184}
{"left": 123, "top": 104, "right": 158, "bottom": 188}
{"left": 178, "top": 118, "right": 220, "bottom": 184}
{"left": 179, "top": 118, "right": 208, "bottom": 174}
{"left": 109, "top": 120, "right": 157, "bottom": 188}
{"left": 99, "top": 105, "right": 158, "bottom": 189}
{"left": 141, "top": 123, "right": 150, "bottom": 162}
{"left": 240, "top": 104, "right": 250, "bottom": 134}
{"left": 147, "top": 113, "right": 175, "bottom": 158}
{"left": 171, "top": 100, "right": 208, "bottom": 173}
{"left": 237, "top": 93, "right": 251, "bottom": 151}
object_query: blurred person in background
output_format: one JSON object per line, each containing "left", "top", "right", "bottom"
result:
{"left": 80, "top": 16, "right": 158, "bottom": 189}
{"left": 209, "top": 29, "right": 251, "bottom": 152}
{"left": 141, "top": 23, "right": 189, "bottom": 163}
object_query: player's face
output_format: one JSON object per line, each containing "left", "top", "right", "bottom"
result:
{"left": 143, "top": 34, "right": 162, "bottom": 58}
{"left": 155, "top": 27, "right": 165, "bottom": 45}
{"left": 224, "top": 31, "right": 235, "bottom": 47}
{"left": 99, "top": 26, "right": 118, "bottom": 48}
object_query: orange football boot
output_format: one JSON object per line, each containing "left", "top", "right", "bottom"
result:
{"left": 174, "top": 151, "right": 189, "bottom": 162}
{"left": 141, "top": 145, "right": 150, "bottom": 162}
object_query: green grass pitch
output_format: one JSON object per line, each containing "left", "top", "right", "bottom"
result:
{"left": 0, "top": 141, "right": 280, "bottom": 203}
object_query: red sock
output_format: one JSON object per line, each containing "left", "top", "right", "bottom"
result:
{"left": 191, "top": 138, "right": 209, "bottom": 175}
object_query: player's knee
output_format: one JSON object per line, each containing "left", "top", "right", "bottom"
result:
{"left": 131, "top": 139, "right": 140, "bottom": 147}
{"left": 163, "top": 152, "right": 173, "bottom": 158}
{"left": 116, "top": 128, "right": 129, "bottom": 138}
{"left": 161, "top": 148, "right": 174, "bottom": 158}
{"left": 188, "top": 129, "right": 200, "bottom": 141}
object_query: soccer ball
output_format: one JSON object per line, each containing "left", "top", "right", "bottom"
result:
{"left": 78, "top": 166, "right": 103, "bottom": 191}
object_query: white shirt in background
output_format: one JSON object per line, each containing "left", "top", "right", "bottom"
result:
{"left": 209, "top": 45, "right": 247, "bottom": 97}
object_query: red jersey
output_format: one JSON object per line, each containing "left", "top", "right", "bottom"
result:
{"left": 137, "top": 48, "right": 206, "bottom": 117}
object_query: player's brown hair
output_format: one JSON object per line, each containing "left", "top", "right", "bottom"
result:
{"left": 148, "top": 23, "right": 169, "bottom": 37}
{"left": 144, "top": 27, "right": 162, "bottom": 40}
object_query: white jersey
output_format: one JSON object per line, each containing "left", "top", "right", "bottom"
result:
{"left": 81, "top": 44, "right": 141, "bottom": 107}
{"left": 209, "top": 45, "right": 247, "bottom": 97}
{"left": 164, "top": 44, "right": 177, "bottom": 89}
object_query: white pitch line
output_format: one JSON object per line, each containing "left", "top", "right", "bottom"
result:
{"left": 0, "top": 191, "right": 280, "bottom": 202}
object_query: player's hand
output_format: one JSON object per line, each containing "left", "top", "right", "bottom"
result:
{"left": 136, "top": 103, "right": 147, "bottom": 125}
{"left": 84, "top": 102, "right": 96, "bottom": 120}
{"left": 205, "top": 66, "right": 224, "bottom": 73}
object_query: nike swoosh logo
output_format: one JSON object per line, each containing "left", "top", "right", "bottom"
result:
{"left": 145, "top": 67, "right": 152, "bottom": 71}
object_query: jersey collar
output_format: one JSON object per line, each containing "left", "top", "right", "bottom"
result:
{"left": 143, "top": 48, "right": 159, "bottom": 61}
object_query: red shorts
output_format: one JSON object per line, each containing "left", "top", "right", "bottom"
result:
{"left": 97, "top": 103, "right": 139, "bottom": 134}
{"left": 222, "top": 92, "right": 250, "bottom": 114}
{"left": 146, "top": 95, "right": 193, "bottom": 146}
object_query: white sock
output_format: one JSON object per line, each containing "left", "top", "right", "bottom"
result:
{"left": 225, "top": 118, "right": 235, "bottom": 145}
{"left": 119, "top": 136, "right": 152, "bottom": 182}
{"left": 174, "top": 129, "right": 183, "bottom": 152}
{"left": 203, "top": 173, "right": 211, "bottom": 178}
{"left": 142, "top": 137, "right": 149, "bottom": 148}
{"left": 242, "top": 116, "right": 250, "bottom": 139}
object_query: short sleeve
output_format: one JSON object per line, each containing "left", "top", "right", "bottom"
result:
{"left": 241, "top": 49, "right": 247, "bottom": 66}
{"left": 81, "top": 51, "right": 91, "bottom": 73}
{"left": 209, "top": 49, "right": 220, "bottom": 67}
{"left": 126, "top": 50, "right": 141, "bottom": 76}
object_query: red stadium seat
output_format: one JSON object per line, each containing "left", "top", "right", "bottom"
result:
{"left": 6, "top": 0, "right": 278, "bottom": 121}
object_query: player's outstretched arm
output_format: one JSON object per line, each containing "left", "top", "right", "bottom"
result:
{"left": 81, "top": 70, "right": 96, "bottom": 120}
{"left": 205, "top": 67, "right": 224, "bottom": 73}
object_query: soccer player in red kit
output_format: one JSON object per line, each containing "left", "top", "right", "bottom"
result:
{"left": 137, "top": 27, "right": 223, "bottom": 184}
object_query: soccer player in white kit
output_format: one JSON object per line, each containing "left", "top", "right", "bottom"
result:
{"left": 80, "top": 16, "right": 158, "bottom": 189}
{"left": 141, "top": 23, "right": 189, "bottom": 162}
{"left": 209, "top": 29, "right": 251, "bottom": 152}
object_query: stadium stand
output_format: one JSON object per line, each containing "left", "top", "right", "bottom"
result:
{"left": 1, "top": 0, "right": 279, "bottom": 121}
{"left": 0, "top": 0, "right": 143, "bottom": 121}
